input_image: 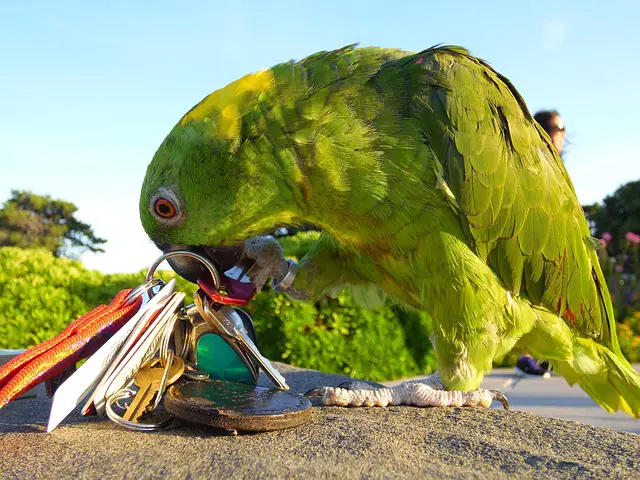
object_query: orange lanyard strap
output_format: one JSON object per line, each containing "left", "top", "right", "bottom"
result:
{"left": 0, "top": 305, "right": 110, "bottom": 387}
{"left": 0, "top": 290, "right": 142, "bottom": 409}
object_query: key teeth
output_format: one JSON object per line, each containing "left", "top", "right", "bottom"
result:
{"left": 490, "top": 389, "right": 510, "bottom": 410}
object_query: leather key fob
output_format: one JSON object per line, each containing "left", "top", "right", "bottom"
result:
{"left": 164, "top": 379, "right": 311, "bottom": 432}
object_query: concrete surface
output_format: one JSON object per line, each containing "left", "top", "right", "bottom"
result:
{"left": 383, "top": 365, "right": 640, "bottom": 435}
{"left": 1, "top": 363, "right": 639, "bottom": 479}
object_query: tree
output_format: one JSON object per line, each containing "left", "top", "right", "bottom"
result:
{"left": 583, "top": 180, "right": 640, "bottom": 257}
{"left": 0, "top": 190, "right": 106, "bottom": 258}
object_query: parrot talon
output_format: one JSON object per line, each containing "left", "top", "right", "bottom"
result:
{"left": 304, "top": 386, "right": 330, "bottom": 398}
{"left": 490, "top": 389, "right": 510, "bottom": 410}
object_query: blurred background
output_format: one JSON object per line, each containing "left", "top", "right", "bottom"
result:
{"left": 1, "top": 1, "right": 639, "bottom": 378}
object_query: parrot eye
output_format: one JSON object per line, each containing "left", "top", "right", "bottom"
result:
{"left": 149, "top": 188, "right": 183, "bottom": 225}
{"left": 154, "top": 198, "right": 176, "bottom": 218}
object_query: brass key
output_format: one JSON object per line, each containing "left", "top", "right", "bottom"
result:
{"left": 123, "top": 355, "right": 185, "bottom": 422}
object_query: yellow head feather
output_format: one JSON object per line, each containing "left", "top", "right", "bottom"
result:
{"left": 180, "top": 69, "right": 275, "bottom": 142}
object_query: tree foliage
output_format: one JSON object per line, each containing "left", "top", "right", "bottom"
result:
{"left": 0, "top": 190, "right": 106, "bottom": 258}
{"left": 583, "top": 180, "right": 640, "bottom": 257}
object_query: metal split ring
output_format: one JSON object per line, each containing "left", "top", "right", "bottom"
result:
{"left": 183, "top": 361, "right": 210, "bottom": 381}
{"left": 172, "top": 308, "right": 192, "bottom": 360}
{"left": 105, "top": 389, "right": 172, "bottom": 432}
{"left": 125, "top": 277, "right": 165, "bottom": 306}
{"left": 152, "top": 350, "right": 175, "bottom": 412}
{"left": 272, "top": 259, "right": 298, "bottom": 293}
{"left": 158, "top": 311, "right": 182, "bottom": 367}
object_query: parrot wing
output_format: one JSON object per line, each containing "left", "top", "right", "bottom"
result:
{"left": 410, "top": 46, "right": 618, "bottom": 353}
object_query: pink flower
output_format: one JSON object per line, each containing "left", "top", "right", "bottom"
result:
{"left": 602, "top": 232, "right": 612, "bottom": 244}
{"left": 616, "top": 265, "right": 624, "bottom": 273}
{"left": 625, "top": 232, "right": 640, "bottom": 245}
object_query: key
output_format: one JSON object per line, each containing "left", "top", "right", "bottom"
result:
{"left": 194, "top": 291, "right": 289, "bottom": 390}
{"left": 90, "top": 290, "right": 185, "bottom": 415}
{"left": 123, "top": 354, "right": 185, "bottom": 422}
{"left": 83, "top": 280, "right": 177, "bottom": 415}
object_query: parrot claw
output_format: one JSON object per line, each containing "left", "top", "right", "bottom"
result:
{"left": 242, "top": 236, "right": 289, "bottom": 291}
{"left": 490, "top": 389, "right": 510, "bottom": 410}
{"left": 337, "top": 380, "right": 385, "bottom": 390}
{"left": 304, "top": 386, "right": 330, "bottom": 398}
{"left": 302, "top": 376, "right": 512, "bottom": 410}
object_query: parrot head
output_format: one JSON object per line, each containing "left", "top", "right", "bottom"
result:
{"left": 139, "top": 70, "right": 298, "bottom": 287}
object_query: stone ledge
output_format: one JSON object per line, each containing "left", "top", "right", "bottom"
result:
{"left": 0, "top": 363, "right": 638, "bottom": 479}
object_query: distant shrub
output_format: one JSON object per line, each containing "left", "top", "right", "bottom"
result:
{"left": 617, "top": 314, "right": 640, "bottom": 363}
{"left": 271, "top": 231, "right": 437, "bottom": 379}
{"left": 278, "top": 230, "right": 321, "bottom": 260}
{"left": 0, "top": 247, "right": 192, "bottom": 349}
{"left": 0, "top": 246, "right": 437, "bottom": 381}
{"left": 595, "top": 232, "right": 640, "bottom": 363}
{"left": 245, "top": 288, "right": 437, "bottom": 381}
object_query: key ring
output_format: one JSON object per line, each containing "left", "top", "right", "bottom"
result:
{"left": 124, "top": 277, "right": 165, "bottom": 305}
{"left": 146, "top": 250, "right": 257, "bottom": 306}
{"left": 158, "top": 311, "right": 183, "bottom": 367}
{"left": 151, "top": 350, "right": 175, "bottom": 412}
{"left": 182, "top": 362, "right": 210, "bottom": 381}
{"left": 105, "top": 389, "right": 172, "bottom": 431}
{"left": 146, "top": 250, "right": 221, "bottom": 289}
{"left": 106, "top": 355, "right": 178, "bottom": 429}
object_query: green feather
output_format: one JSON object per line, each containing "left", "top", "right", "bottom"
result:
{"left": 140, "top": 44, "right": 640, "bottom": 418}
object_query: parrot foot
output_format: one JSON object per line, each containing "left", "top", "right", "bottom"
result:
{"left": 305, "top": 374, "right": 509, "bottom": 410}
{"left": 242, "top": 235, "right": 309, "bottom": 299}
{"left": 243, "top": 236, "right": 289, "bottom": 290}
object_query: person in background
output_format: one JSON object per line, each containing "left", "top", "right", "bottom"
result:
{"left": 515, "top": 110, "right": 567, "bottom": 377}
{"left": 534, "top": 110, "right": 566, "bottom": 156}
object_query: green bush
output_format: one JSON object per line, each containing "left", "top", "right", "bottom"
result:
{"left": 277, "top": 230, "right": 321, "bottom": 260}
{"left": 1, "top": 247, "right": 125, "bottom": 348}
{"left": 256, "top": 231, "right": 438, "bottom": 380}
{"left": 245, "top": 289, "right": 437, "bottom": 381}
{"left": 0, "top": 246, "right": 437, "bottom": 381}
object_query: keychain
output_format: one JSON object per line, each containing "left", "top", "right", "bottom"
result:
{"left": 0, "top": 250, "right": 311, "bottom": 433}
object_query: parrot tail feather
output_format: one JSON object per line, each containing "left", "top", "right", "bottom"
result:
{"left": 548, "top": 344, "right": 640, "bottom": 418}
{"left": 519, "top": 308, "right": 640, "bottom": 418}
{"left": 598, "top": 347, "right": 640, "bottom": 417}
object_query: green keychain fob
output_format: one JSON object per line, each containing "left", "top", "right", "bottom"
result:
{"left": 196, "top": 334, "right": 255, "bottom": 384}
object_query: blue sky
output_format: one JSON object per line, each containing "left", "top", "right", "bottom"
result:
{"left": 1, "top": 1, "right": 639, "bottom": 273}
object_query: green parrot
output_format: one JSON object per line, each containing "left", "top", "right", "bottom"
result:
{"left": 140, "top": 45, "right": 640, "bottom": 417}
